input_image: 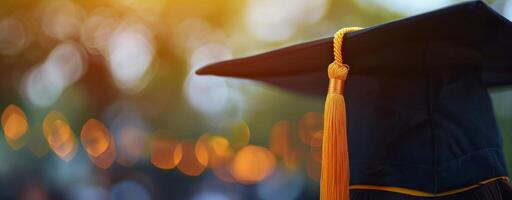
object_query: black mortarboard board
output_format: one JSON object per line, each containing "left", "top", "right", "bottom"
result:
{"left": 197, "top": 0, "right": 512, "bottom": 198}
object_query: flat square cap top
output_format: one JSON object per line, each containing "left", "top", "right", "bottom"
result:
{"left": 197, "top": 0, "right": 512, "bottom": 96}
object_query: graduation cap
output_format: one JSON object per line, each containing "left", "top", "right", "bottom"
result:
{"left": 197, "top": 1, "right": 512, "bottom": 199}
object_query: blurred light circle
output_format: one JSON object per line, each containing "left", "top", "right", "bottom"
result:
{"left": 246, "top": 0, "right": 328, "bottom": 41}
{"left": 189, "top": 43, "right": 232, "bottom": 69}
{"left": 88, "top": 134, "right": 117, "bottom": 169}
{"left": 80, "top": 8, "right": 119, "bottom": 55}
{"left": 231, "top": 145, "right": 276, "bottom": 184}
{"left": 3, "top": 134, "right": 28, "bottom": 151}
{"left": 1, "top": 104, "right": 29, "bottom": 150}
{"left": 172, "top": 18, "right": 227, "bottom": 56}
{"left": 110, "top": 181, "right": 150, "bottom": 200}
{"left": 24, "top": 42, "right": 85, "bottom": 108}
{"left": 206, "top": 136, "right": 237, "bottom": 183}
{"left": 212, "top": 158, "right": 236, "bottom": 183}
{"left": 177, "top": 139, "right": 207, "bottom": 176}
{"left": 107, "top": 21, "right": 154, "bottom": 93}
{"left": 43, "top": 111, "right": 77, "bottom": 161}
{"left": 246, "top": 0, "right": 295, "bottom": 41}
{"left": 210, "top": 136, "right": 230, "bottom": 157}
{"left": 1, "top": 104, "right": 28, "bottom": 141}
{"left": 24, "top": 65, "right": 65, "bottom": 108}
{"left": 41, "top": 0, "right": 85, "bottom": 40}
{"left": 185, "top": 44, "right": 242, "bottom": 119}
{"left": 69, "top": 183, "right": 108, "bottom": 200}
{"left": 80, "top": 119, "right": 111, "bottom": 157}
{"left": 257, "top": 166, "right": 305, "bottom": 200}
{"left": 192, "top": 192, "right": 231, "bottom": 200}
{"left": 0, "top": 17, "right": 28, "bottom": 55}
{"left": 150, "top": 137, "right": 182, "bottom": 170}
{"left": 185, "top": 74, "right": 229, "bottom": 116}
{"left": 56, "top": 135, "right": 77, "bottom": 162}
{"left": 104, "top": 104, "right": 149, "bottom": 167}
{"left": 116, "top": 126, "right": 146, "bottom": 166}
{"left": 45, "top": 42, "right": 86, "bottom": 85}
{"left": 196, "top": 136, "right": 210, "bottom": 166}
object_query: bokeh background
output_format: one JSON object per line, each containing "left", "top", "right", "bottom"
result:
{"left": 0, "top": 0, "right": 511, "bottom": 199}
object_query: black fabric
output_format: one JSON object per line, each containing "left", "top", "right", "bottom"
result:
{"left": 344, "top": 64, "right": 507, "bottom": 193}
{"left": 350, "top": 179, "right": 512, "bottom": 200}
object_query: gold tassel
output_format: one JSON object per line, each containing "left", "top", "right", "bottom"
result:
{"left": 320, "top": 27, "right": 362, "bottom": 200}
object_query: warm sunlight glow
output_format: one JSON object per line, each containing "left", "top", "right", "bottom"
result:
{"left": 150, "top": 138, "right": 182, "bottom": 170}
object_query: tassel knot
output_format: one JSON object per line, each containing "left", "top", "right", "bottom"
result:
{"left": 328, "top": 63, "right": 349, "bottom": 80}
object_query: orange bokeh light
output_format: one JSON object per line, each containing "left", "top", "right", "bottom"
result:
{"left": 210, "top": 136, "right": 230, "bottom": 157}
{"left": 80, "top": 119, "right": 111, "bottom": 157}
{"left": 177, "top": 139, "right": 207, "bottom": 176}
{"left": 231, "top": 145, "right": 276, "bottom": 184}
{"left": 150, "top": 138, "right": 182, "bottom": 170}
{"left": 3, "top": 133, "right": 28, "bottom": 151}
{"left": 195, "top": 134, "right": 209, "bottom": 166}
{"left": 43, "top": 112, "right": 77, "bottom": 161}
{"left": 88, "top": 135, "right": 117, "bottom": 169}
{"left": 1, "top": 104, "right": 29, "bottom": 150}
{"left": 204, "top": 135, "right": 237, "bottom": 183}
